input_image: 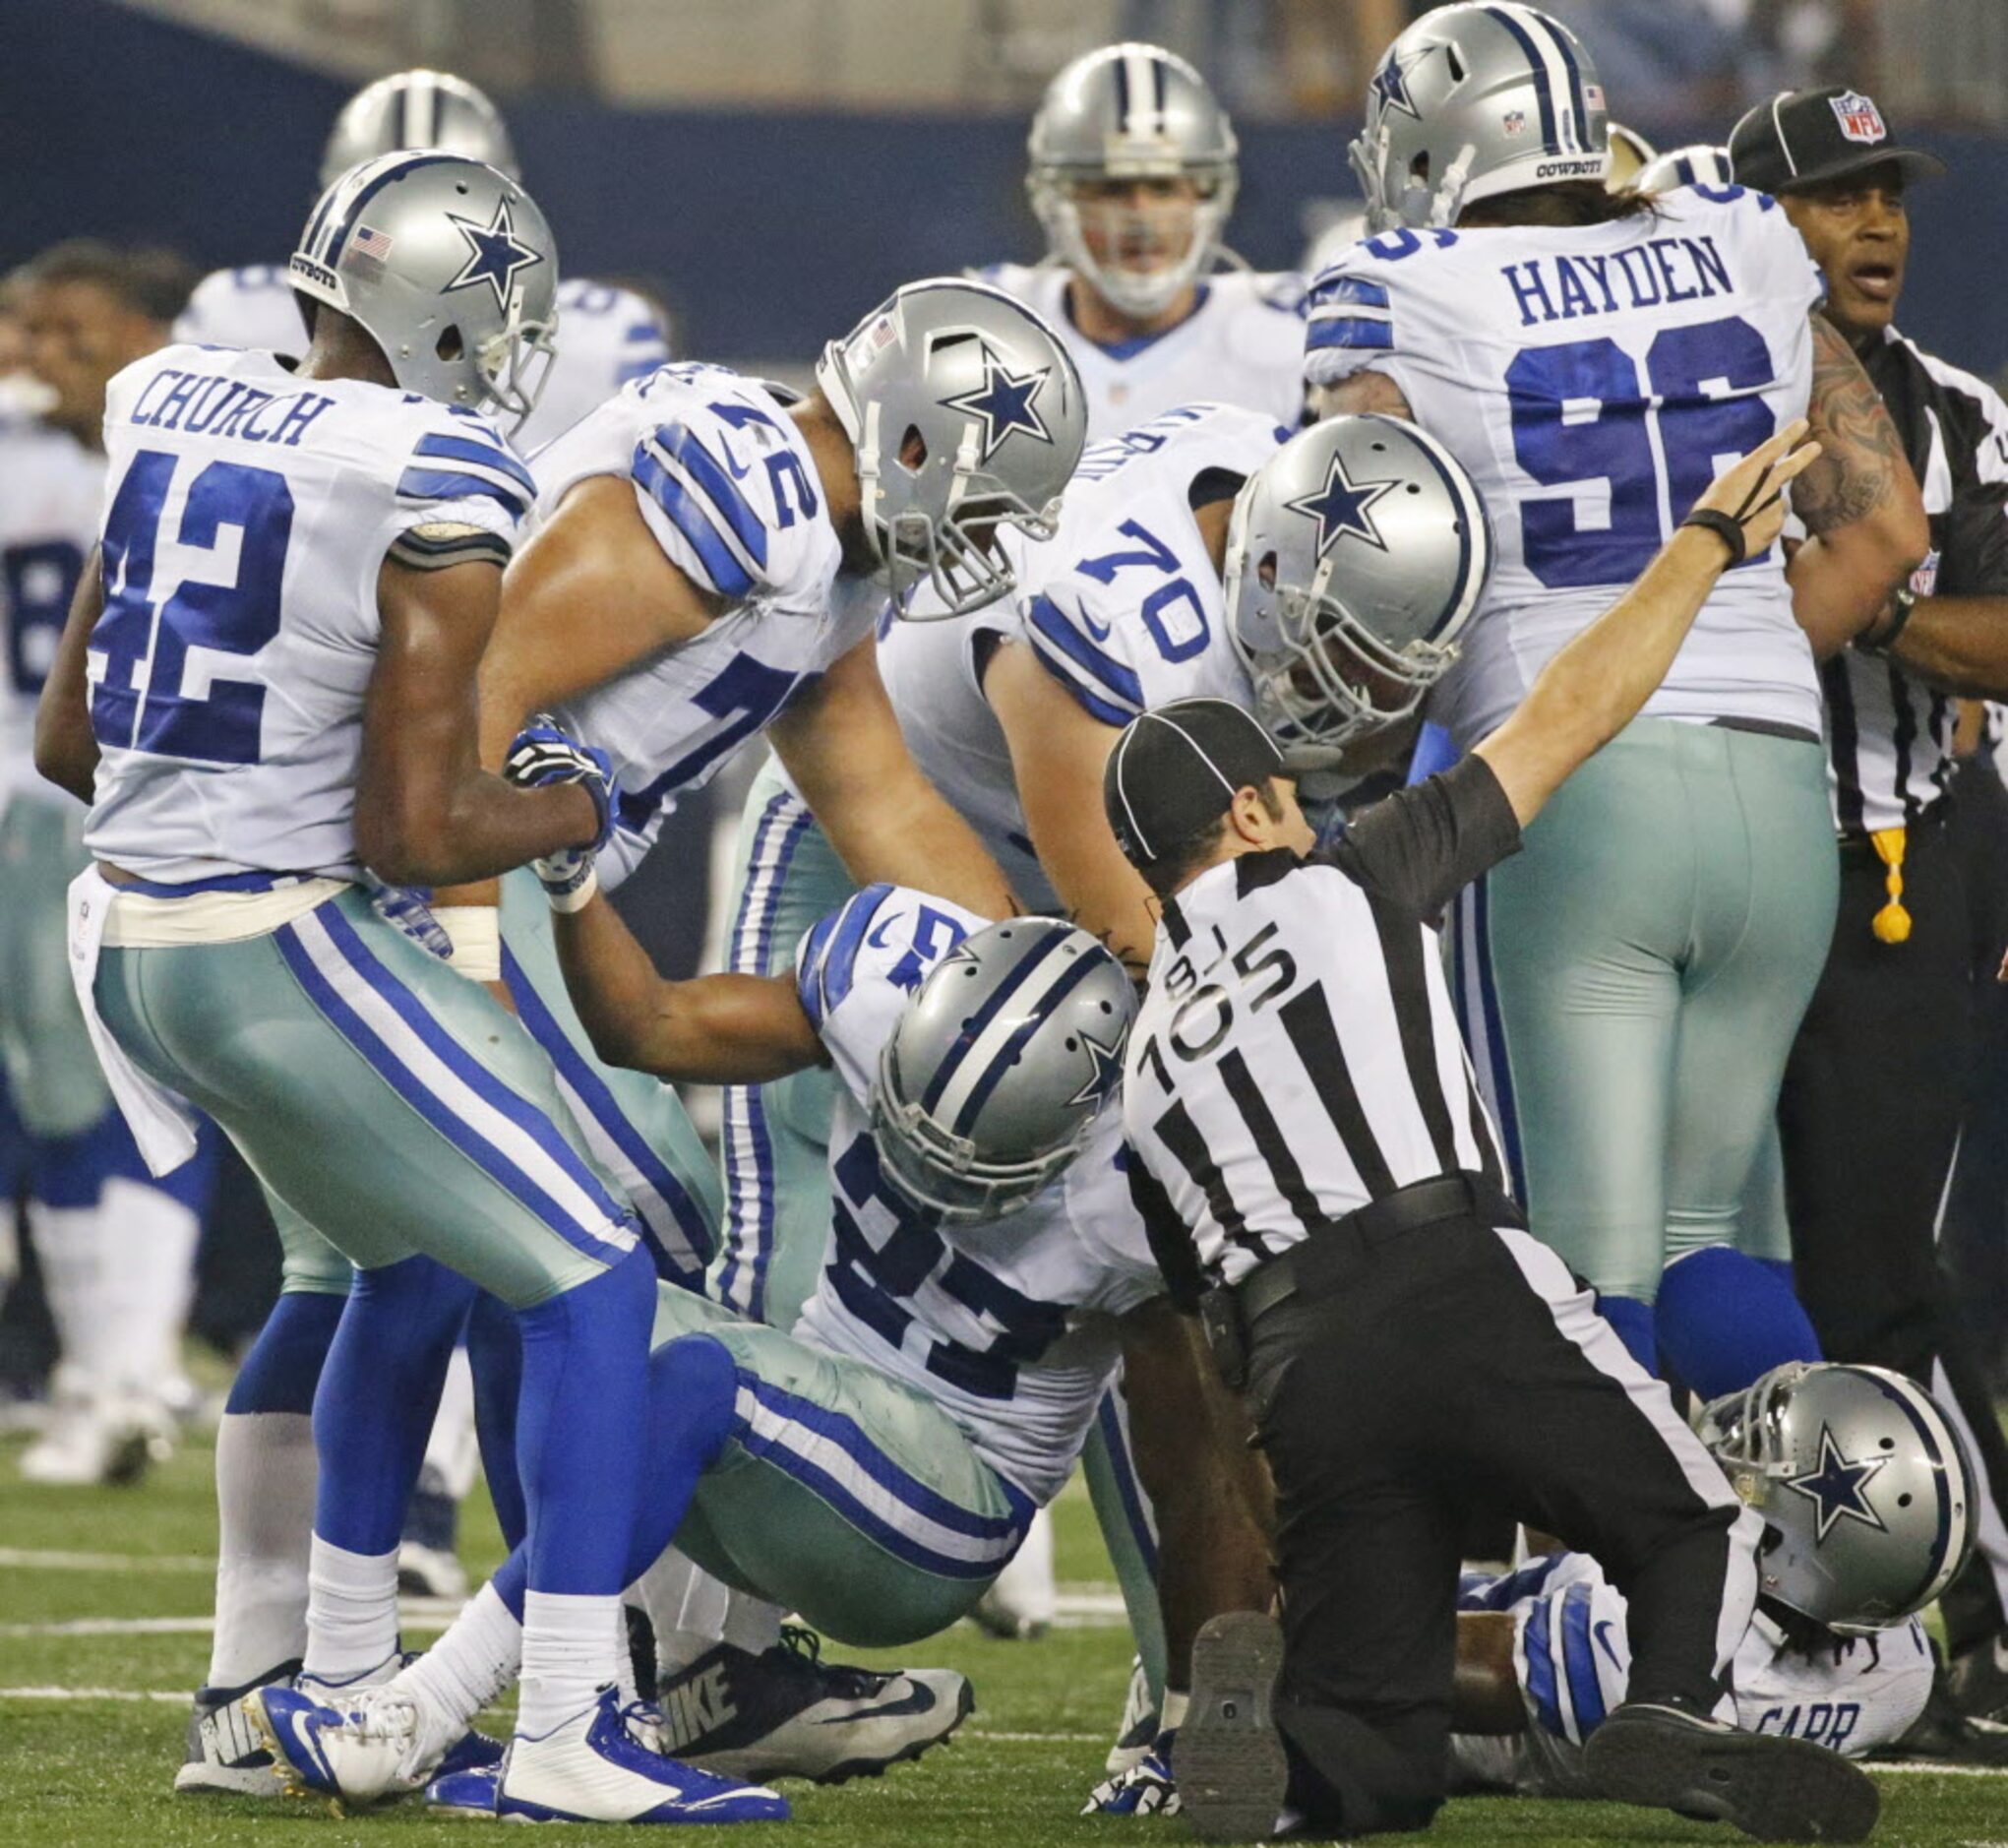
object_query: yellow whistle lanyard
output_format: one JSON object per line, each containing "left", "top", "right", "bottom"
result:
{"left": 1869, "top": 827, "right": 1912, "bottom": 944}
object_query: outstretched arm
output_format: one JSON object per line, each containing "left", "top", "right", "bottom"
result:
{"left": 33, "top": 549, "right": 104, "bottom": 803}
{"left": 552, "top": 884, "right": 824, "bottom": 1083}
{"left": 770, "top": 631, "right": 1016, "bottom": 921}
{"left": 1475, "top": 423, "right": 1820, "bottom": 827}
{"left": 1787, "top": 314, "right": 1930, "bottom": 657}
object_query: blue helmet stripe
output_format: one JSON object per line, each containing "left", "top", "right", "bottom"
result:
{"left": 1529, "top": 12, "right": 1593, "bottom": 154}
{"left": 949, "top": 943, "right": 1103, "bottom": 1137}
{"left": 919, "top": 927, "right": 1070, "bottom": 1116}
{"left": 1863, "top": 1371, "right": 1959, "bottom": 1580}
{"left": 322, "top": 151, "right": 461, "bottom": 266}
{"left": 1483, "top": 7, "right": 1559, "bottom": 154}
{"left": 1388, "top": 427, "right": 1479, "bottom": 643}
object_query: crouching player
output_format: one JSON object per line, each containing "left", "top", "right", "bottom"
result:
{"left": 253, "top": 850, "right": 1267, "bottom": 1811}
{"left": 1450, "top": 1362, "right": 1972, "bottom": 1794}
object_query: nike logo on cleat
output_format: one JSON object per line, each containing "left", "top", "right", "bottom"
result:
{"left": 813, "top": 1684, "right": 936, "bottom": 1726}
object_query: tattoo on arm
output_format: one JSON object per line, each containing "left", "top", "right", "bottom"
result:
{"left": 1065, "top": 910, "right": 1151, "bottom": 985}
{"left": 1795, "top": 312, "right": 1906, "bottom": 534}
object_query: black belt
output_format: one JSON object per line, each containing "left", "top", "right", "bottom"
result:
{"left": 1232, "top": 1171, "right": 1525, "bottom": 1331}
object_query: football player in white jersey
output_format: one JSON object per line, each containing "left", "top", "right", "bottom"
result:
{"left": 1, "top": 239, "right": 215, "bottom": 1486}
{"left": 254, "top": 878, "right": 1262, "bottom": 1817}
{"left": 34, "top": 152, "right": 782, "bottom": 1827}
{"left": 978, "top": 42, "right": 1305, "bottom": 440}
{"left": 1448, "top": 1362, "right": 1970, "bottom": 1796}
{"left": 174, "top": 69, "right": 669, "bottom": 454}
{"left": 1302, "top": 2, "right": 1928, "bottom": 1395}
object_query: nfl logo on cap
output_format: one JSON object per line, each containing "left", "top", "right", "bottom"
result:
{"left": 1830, "top": 91, "right": 1887, "bottom": 146}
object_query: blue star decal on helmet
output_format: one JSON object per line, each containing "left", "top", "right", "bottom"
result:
{"left": 1785, "top": 1423, "right": 1889, "bottom": 1543}
{"left": 1286, "top": 451, "right": 1400, "bottom": 557}
{"left": 443, "top": 198, "right": 545, "bottom": 311}
{"left": 1067, "top": 1029, "right": 1125, "bottom": 1112}
{"left": 940, "top": 347, "right": 1055, "bottom": 464}
{"left": 1369, "top": 50, "right": 1423, "bottom": 121}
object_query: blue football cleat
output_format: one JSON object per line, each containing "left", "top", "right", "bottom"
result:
{"left": 498, "top": 1686, "right": 790, "bottom": 1823}
{"left": 424, "top": 1764, "right": 501, "bottom": 1817}
{"left": 250, "top": 1682, "right": 431, "bottom": 1806}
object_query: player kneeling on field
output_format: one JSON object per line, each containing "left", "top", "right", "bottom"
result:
{"left": 252, "top": 842, "right": 1246, "bottom": 1817}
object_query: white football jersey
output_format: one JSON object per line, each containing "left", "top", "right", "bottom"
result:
{"left": 0, "top": 422, "right": 104, "bottom": 811}
{"left": 981, "top": 264, "right": 1306, "bottom": 441}
{"left": 175, "top": 268, "right": 669, "bottom": 457}
{"left": 533, "top": 363, "right": 875, "bottom": 890}
{"left": 789, "top": 883, "right": 1162, "bottom": 1507}
{"left": 83, "top": 345, "right": 526, "bottom": 882}
{"left": 1016, "top": 401, "right": 1290, "bottom": 730}
{"left": 1304, "top": 186, "right": 1827, "bottom": 745}
{"left": 1449, "top": 1552, "right": 1933, "bottom": 1796}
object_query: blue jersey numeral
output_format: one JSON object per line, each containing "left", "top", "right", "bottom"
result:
{"left": 887, "top": 904, "right": 968, "bottom": 992}
{"left": 91, "top": 451, "right": 292, "bottom": 765}
{"left": 616, "top": 650, "right": 802, "bottom": 834}
{"left": 4, "top": 539, "right": 86, "bottom": 697}
{"left": 1508, "top": 314, "right": 1778, "bottom": 586}
{"left": 1073, "top": 519, "right": 1212, "bottom": 664}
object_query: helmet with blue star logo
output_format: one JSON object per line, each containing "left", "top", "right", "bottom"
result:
{"left": 870, "top": 917, "right": 1134, "bottom": 1225}
{"left": 320, "top": 69, "right": 518, "bottom": 192}
{"left": 289, "top": 151, "right": 558, "bottom": 430}
{"left": 1350, "top": 3, "right": 1610, "bottom": 234}
{"left": 1700, "top": 1361, "right": 1976, "bottom": 1634}
{"left": 1027, "top": 41, "right": 1240, "bottom": 321}
{"left": 1224, "top": 414, "right": 1491, "bottom": 760}
{"left": 815, "top": 278, "right": 1085, "bottom": 619}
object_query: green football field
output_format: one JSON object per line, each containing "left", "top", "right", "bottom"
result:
{"left": 4, "top": 1420, "right": 2005, "bottom": 1848}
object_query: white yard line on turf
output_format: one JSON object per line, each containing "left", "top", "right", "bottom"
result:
{"left": 0, "top": 1547, "right": 213, "bottom": 1571}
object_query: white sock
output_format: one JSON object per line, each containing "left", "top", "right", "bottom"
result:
{"left": 96, "top": 1178, "right": 200, "bottom": 1387}
{"left": 632, "top": 1548, "right": 730, "bottom": 1676}
{"left": 25, "top": 1201, "right": 123, "bottom": 1382}
{"left": 721, "top": 1591, "right": 784, "bottom": 1660}
{"left": 400, "top": 1579, "right": 522, "bottom": 1735}
{"left": 518, "top": 1589, "right": 623, "bottom": 1737}
{"left": 206, "top": 1411, "right": 316, "bottom": 1689}
{"left": 304, "top": 1536, "right": 400, "bottom": 1684}
{"left": 418, "top": 1347, "right": 481, "bottom": 1500}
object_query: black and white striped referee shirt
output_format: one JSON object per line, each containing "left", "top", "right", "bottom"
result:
{"left": 1124, "top": 757, "right": 1522, "bottom": 1289}
{"left": 1824, "top": 327, "right": 2008, "bottom": 835}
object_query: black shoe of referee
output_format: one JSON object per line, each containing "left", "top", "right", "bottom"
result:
{"left": 1179, "top": 1612, "right": 1290, "bottom": 1841}
{"left": 1584, "top": 1697, "right": 1879, "bottom": 1841}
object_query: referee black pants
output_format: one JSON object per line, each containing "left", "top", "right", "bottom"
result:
{"left": 1777, "top": 811, "right": 2008, "bottom": 1651}
{"left": 1242, "top": 1215, "right": 1756, "bottom": 1836}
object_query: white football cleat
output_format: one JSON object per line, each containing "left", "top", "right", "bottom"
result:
{"left": 18, "top": 1370, "right": 170, "bottom": 1485}
{"left": 250, "top": 1680, "right": 443, "bottom": 1806}
{"left": 972, "top": 1505, "right": 1056, "bottom": 1639}
{"left": 498, "top": 1687, "right": 789, "bottom": 1823}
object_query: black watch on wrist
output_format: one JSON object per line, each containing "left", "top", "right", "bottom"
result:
{"left": 1858, "top": 586, "right": 1917, "bottom": 656}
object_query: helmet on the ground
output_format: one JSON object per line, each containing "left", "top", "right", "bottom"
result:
{"left": 289, "top": 152, "right": 558, "bottom": 428}
{"left": 816, "top": 279, "right": 1085, "bottom": 618}
{"left": 321, "top": 70, "right": 518, "bottom": 190}
{"left": 1700, "top": 1361, "right": 1976, "bottom": 1633}
{"left": 1226, "top": 414, "right": 1491, "bottom": 759}
{"left": 1636, "top": 145, "right": 1735, "bottom": 196}
{"left": 1351, "top": 4, "right": 1609, "bottom": 233}
{"left": 871, "top": 918, "right": 1135, "bottom": 1224}
{"left": 1028, "top": 41, "right": 1239, "bottom": 320}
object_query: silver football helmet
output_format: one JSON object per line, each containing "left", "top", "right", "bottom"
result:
{"left": 1351, "top": 4, "right": 1609, "bottom": 233}
{"left": 291, "top": 153, "right": 557, "bottom": 430}
{"left": 1605, "top": 122, "right": 1657, "bottom": 190}
{"left": 1636, "top": 144, "right": 1735, "bottom": 197}
{"left": 321, "top": 70, "right": 518, "bottom": 190}
{"left": 1028, "top": 41, "right": 1240, "bottom": 320}
{"left": 1226, "top": 415, "right": 1492, "bottom": 758}
{"left": 1701, "top": 1362, "right": 1976, "bottom": 1634}
{"left": 816, "top": 279, "right": 1085, "bottom": 618}
{"left": 871, "top": 918, "right": 1135, "bottom": 1225}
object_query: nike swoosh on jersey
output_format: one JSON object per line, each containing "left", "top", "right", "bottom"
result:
{"left": 866, "top": 916, "right": 899, "bottom": 951}
{"left": 1592, "top": 1620, "right": 1623, "bottom": 1669}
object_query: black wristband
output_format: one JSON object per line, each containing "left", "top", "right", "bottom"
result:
{"left": 1857, "top": 585, "right": 1917, "bottom": 657}
{"left": 1678, "top": 508, "right": 1746, "bottom": 567}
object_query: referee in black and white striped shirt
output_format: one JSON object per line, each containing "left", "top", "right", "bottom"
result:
{"left": 1114, "top": 422, "right": 1878, "bottom": 1842}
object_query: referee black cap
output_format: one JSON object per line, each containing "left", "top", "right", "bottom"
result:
{"left": 1104, "top": 698, "right": 1309, "bottom": 868}
{"left": 1729, "top": 88, "right": 1945, "bottom": 196}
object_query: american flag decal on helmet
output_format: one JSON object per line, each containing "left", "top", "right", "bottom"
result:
{"left": 352, "top": 225, "right": 395, "bottom": 260}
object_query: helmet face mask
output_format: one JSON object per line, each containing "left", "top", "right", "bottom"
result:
{"left": 1226, "top": 416, "right": 1491, "bottom": 758}
{"left": 865, "top": 918, "right": 1135, "bottom": 1226}
{"left": 1027, "top": 42, "right": 1240, "bottom": 321}
{"left": 1700, "top": 1361, "right": 1977, "bottom": 1635}
{"left": 816, "top": 280, "right": 1083, "bottom": 620}
{"left": 291, "top": 154, "right": 560, "bottom": 432}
